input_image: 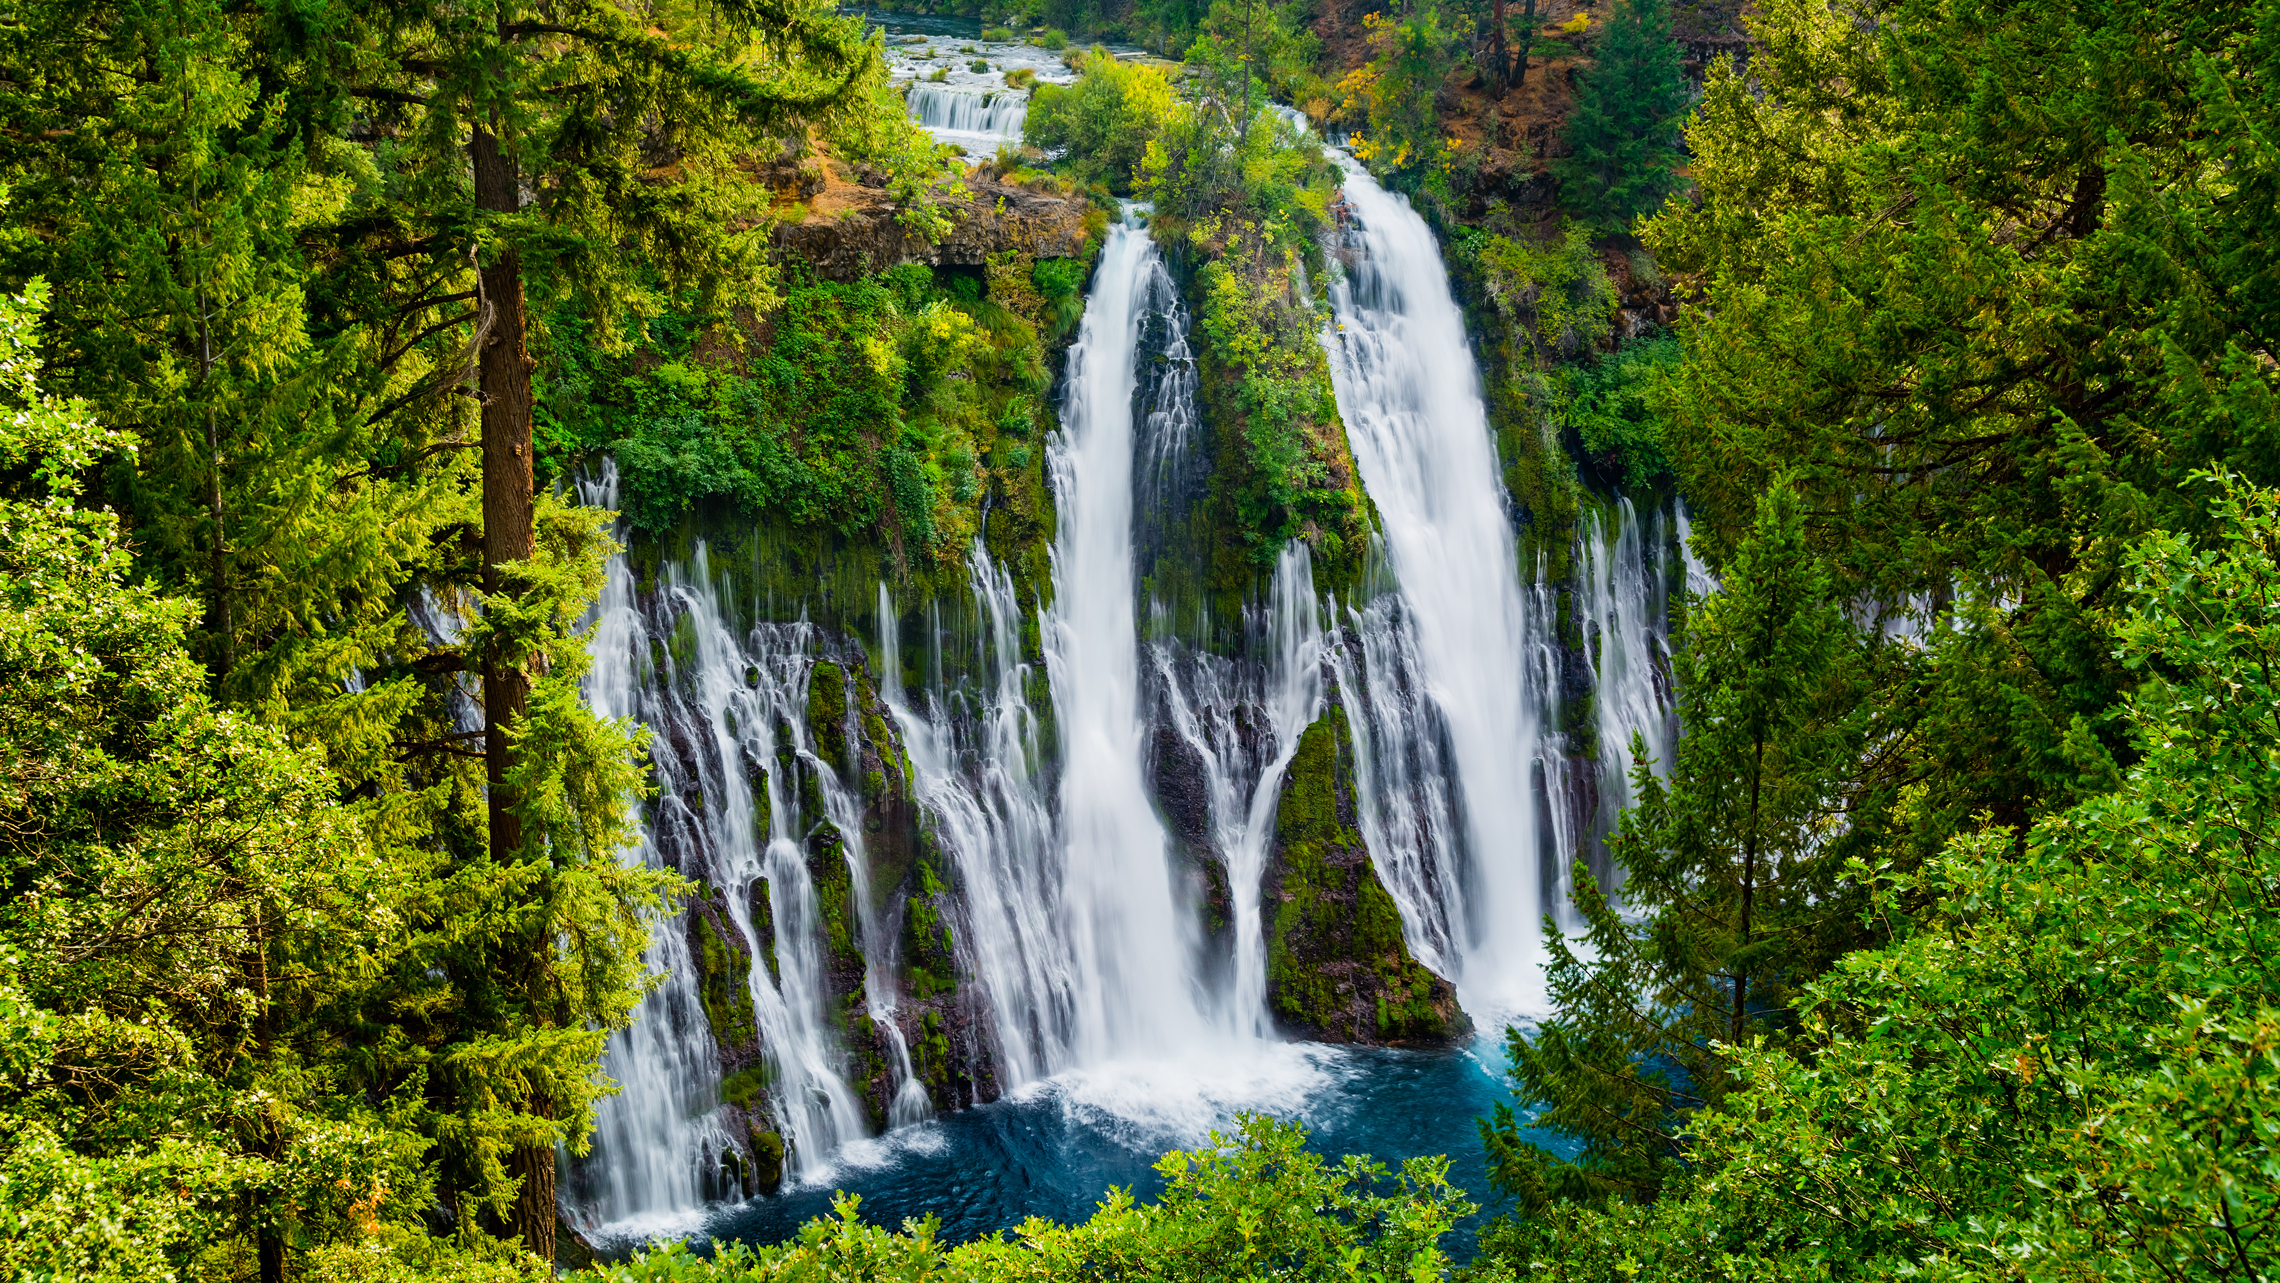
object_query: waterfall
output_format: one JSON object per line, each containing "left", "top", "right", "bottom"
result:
{"left": 905, "top": 83, "right": 1029, "bottom": 140}
{"left": 1149, "top": 543, "right": 1326, "bottom": 1036}
{"left": 1574, "top": 500, "right": 1679, "bottom": 878}
{"left": 876, "top": 559, "right": 1077, "bottom": 1087}
{"left": 1319, "top": 160, "right": 1557, "bottom": 1019}
{"left": 1326, "top": 587, "right": 1465, "bottom": 980}
{"left": 571, "top": 465, "right": 730, "bottom": 1238}
{"left": 1042, "top": 213, "right": 1220, "bottom": 1060}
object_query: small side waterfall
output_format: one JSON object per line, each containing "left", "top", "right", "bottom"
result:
{"left": 572, "top": 467, "right": 729, "bottom": 1238}
{"left": 1149, "top": 543, "right": 1327, "bottom": 1036}
{"left": 1576, "top": 500, "right": 1678, "bottom": 841}
{"left": 1320, "top": 160, "right": 1557, "bottom": 1019}
{"left": 1325, "top": 587, "right": 1466, "bottom": 981}
{"left": 876, "top": 557, "right": 1076, "bottom": 1087}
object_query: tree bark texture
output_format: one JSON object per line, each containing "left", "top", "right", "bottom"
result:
{"left": 471, "top": 123, "right": 534, "bottom": 870}
{"left": 471, "top": 119, "right": 553, "bottom": 1264}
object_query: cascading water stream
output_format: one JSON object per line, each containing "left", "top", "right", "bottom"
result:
{"left": 1149, "top": 543, "right": 1326, "bottom": 1035}
{"left": 1319, "top": 159, "right": 1555, "bottom": 1018}
{"left": 1325, "top": 587, "right": 1466, "bottom": 980}
{"left": 1576, "top": 500, "right": 1678, "bottom": 836}
{"left": 904, "top": 83, "right": 1029, "bottom": 139}
{"left": 649, "top": 557, "right": 874, "bottom": 1178}
{"left": 875, "top": 561, "right": 1077, "bottom": 1087}
{"left": 1041, "top": 212, "right": 1218, "bottom": 1061}
{"left": 572, "top": 465, "right": 727, "bottom": 1238}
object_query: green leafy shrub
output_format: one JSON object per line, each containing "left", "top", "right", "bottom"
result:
{"left": 583, "top": 1115, "right": 1472, "bottom": 1281}
{"left": 1023, "top": 51, "right": 1175, "bottom": 190}
{"left": 571, "top": 269, "right": 1054, "bottom": 570}
{"left": 1334, "top": 7, "right": 1461, "bottom": 189}
{"left": 1035, "top": 25, "right": 1069, "bottom": 48}
{"left": 1558, "top": 334, "right": 1678, "bottom": 489}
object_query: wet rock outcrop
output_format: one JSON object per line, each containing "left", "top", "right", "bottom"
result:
{"left": 1261, "top": 703, "right": 1469, "bottom": 1045}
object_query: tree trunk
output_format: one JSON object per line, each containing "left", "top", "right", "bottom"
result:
{"left": 1492, "top": 0, "right": 1509, "bottom": 96}
{"left": 471, "top": 118, "right": 552, "bottom": 1265}
{"left": 508, "top": 1121, "right": 558, "bottom": 1263}
{"left": 1515, "top": 0, "right": 1536, "bottom": 89}
{"left": 195, "top": 291, "right": 232, "bottom": 683}
{"left": 471, "top": 122, "right": 534, "bottom": 869}
{"left": 1736, "top": 724, "right": 1763, "bottom": 1045}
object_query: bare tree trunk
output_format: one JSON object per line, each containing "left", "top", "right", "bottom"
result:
{"left": 1492, "top": 0, "right": 1509, "bottom": 96}
{"left": 1514, "top": 0, "right": 1536, "bottom": 89}
{"left": 471, "top": 122, "right": 534, "bottom": 870}
{"left": 470, "top": 117, "right": 552, "bottom": 1265}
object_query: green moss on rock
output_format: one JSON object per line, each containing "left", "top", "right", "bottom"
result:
{"left": 746, "top": 1127, "right": 785, "bottom": 1195}
{"left": 808, "top": 660, "right": 848, "bottom": 774}
{"left": 691, "top": 905, "right": 760, "bottom": 1050}
{"left": 1263, "top": 705, "right": 1468, "bottom": 1045}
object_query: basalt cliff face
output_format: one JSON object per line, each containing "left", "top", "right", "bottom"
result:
{"left": 769, "top": 165, "right": 1099, "bottom": 282}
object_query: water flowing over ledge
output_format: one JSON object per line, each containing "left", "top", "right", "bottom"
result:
{"left": 566, "top": 188, "right": 1694, "bottom": 1245}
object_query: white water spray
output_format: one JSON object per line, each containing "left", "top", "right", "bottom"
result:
{"left": 1043, "top": 215, "right": 1220, "bottom": 1060}
{"left": 1320, "top": 160, "right": 1554, "bottom": 1019}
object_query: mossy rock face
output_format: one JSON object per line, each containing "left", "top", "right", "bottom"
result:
{"left": 807, "top": 660, "right": 849, "bottom": 774}
{"left": 1262, "top": 703, "right": 1469, "bottom": 1045}
{"left": 687, "top": 888, "right": 761, "bottom": 1053}
{"left": 746, "top": 1127, "right": 785, "bottom": 1195}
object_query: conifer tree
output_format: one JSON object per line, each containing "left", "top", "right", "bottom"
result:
{"left": 1551, "top": 0, "right": 1683, "bottom": 231}
{"left": 301, "top": 0, "right": 891, "bottom": 1255}
{"left": 1483, "top": 477, "right": 1876, "bottom": 1206}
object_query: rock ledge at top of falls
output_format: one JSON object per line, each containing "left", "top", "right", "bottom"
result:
{"left": 770, "top": 165, "right": 1095, "bottom": 281}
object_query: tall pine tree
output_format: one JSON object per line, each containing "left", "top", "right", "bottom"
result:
{"left": 1551, "top": 0, "right": 1683, "bottom": 231}
{"left": 1484, "top": 476, "right": 1879, "bottom": 1207}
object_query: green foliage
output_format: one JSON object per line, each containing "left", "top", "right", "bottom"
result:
{"left": 1453, "top": 222, "right": 1619, "bottom": 362}
{"left": 1552, "top": 0, "right": 1684, "bottom": 231}
{"left": 585, "top": 1115, "right": 1473, "bottom": 1282}
{"left": 1482, "top": 474, "right": 2280, "bottom": 1282}
{"left": 1335, "top": 8, "right": 1462, "bottom": 191}
{"left": 0, "top": 267, "right": 568, "bottom": 1279}
{"left": 1558, "top": 335, "right": 1679, "bottom": 489}
{"left": 1181, "top": 0, "right": 1332, "bottom": 126}
{"left": 1193, "top": 252, "right": 1365, "bottom": 573}
{"left": 1644, "top": 0, "right": 2280, "bottom": 876}
{"left": 560, "top": 269, "right": 1054, "bottom": 571}
{"left": 1023, "top": 52, "right": 1178, "bottom": 191}
{"left": 1488, "top": 476, "right": 1875, "bottom": 1206}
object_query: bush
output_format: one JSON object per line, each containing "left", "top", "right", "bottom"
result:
{"left": 1022, "top": 51, "right": 1175, "bottom": 191}
{"left": 1035, "top": 26, "right": 1069, "bottom": 48}
{"left": 982, "top": 25, "right": 1016, "bottom": 40}
{"left": 581, "top": 1116, "right": 1474, "bottom": 1282}
{"left": 1559, "top": 334, "right": 1678, "bottom": 489}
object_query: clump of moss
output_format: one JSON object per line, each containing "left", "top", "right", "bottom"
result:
{"left": 721, "top": 1062, "right": 776, "bottom": 1110}
{"left": 692, "top": 908, "right": 760, "bottom": 1048}
{"left": 747, "top": 1127, "right": 785, "bottom": 1194}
